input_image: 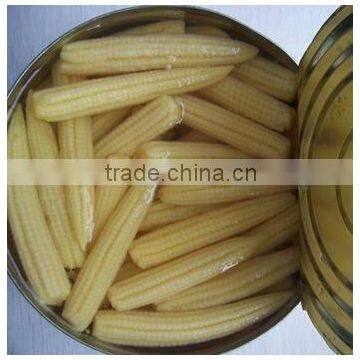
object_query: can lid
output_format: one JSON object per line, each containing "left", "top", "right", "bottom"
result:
{"left": 297, "top": 5, "right": 353, "bottom": 354}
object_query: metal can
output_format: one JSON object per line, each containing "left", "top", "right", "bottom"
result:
{"left": 7, "top": 5, "right": 352, "bottom": 354}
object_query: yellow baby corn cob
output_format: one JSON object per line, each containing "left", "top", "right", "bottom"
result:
{"left": 136, "top": 140, "right": 248, "bottom": 159}
{"left": 187, "top": 26, "right": 229, "bottom": 38}
{"left": 26, "top": 93, "right": 84, "bottom": 269}
{"left": 117, "top": 20, "right": 185, "bottom": 35}
{"left": 93, "top": 152, "right": 129, "bottom": 240}
{"left": 232, "top": 56, "right": 298, "bottom": 103}
{"left": 59, "top": 34, "right": 257, "bottom": 75}
{"left": 93, "top": 191, "right": 129, "bottom": 240}
{"left": 180, "top": 128, "right": 220, "bottom": 143}
{"left": 94, "top": 291, "right": 293, "bottom": 347}
{"left": 53, "top": 65, "right": 95, "bottom": 251}
{"left": 177, "top": 95, "right": 290, "bottom": 158}
{"left": 95, "top": 96, "right": 181, "bottom": 158}
{"left": 92, "top": 107, "right": 132, "bottom": 143}
{"left": 109, "top": 205, "right": 298, "bottom": 311}
{"left": 62, "top": 185, "right": 156, "bottom": 331}
{"left": 100, "top": 260, "right": 142, "bottom": 309}
{"left": 158, "top": 185, "right": 294, "bottom": 205}
{"left": 155, "top": 247, "right": 299, "bottom": 311}
{"left": 33, "top": 66, "right": 233, "bottom": 122}
{"left": 139, "top": 200, "right": 216, "bottom": 233}
{"left": 8, "top": 105, "right": 71, "bottom": 305}
{"left": 130, "top": 192, "right": 295, "bottom": 268}
{"left": 199, "top": 76, "right": 296, "bottom": 132}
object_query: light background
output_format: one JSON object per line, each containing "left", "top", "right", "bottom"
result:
{"left": 7, "top": 4, "right": 337, "bottom": 355}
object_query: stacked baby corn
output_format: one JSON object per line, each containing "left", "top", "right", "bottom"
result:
{"left": 8, "top": 19, "right": 299, "bottom": 349}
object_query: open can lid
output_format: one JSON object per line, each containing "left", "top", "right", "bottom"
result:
{"left": 297, "top": 5, "right": 353, "bottom": 354}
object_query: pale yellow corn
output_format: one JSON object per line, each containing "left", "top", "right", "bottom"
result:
{"left": 62, "top": 185, "right": 156, "bottom": 331}
{"left": 158, "top": 185, "right": 295, "bottom": 205}
{"left": 94, "top": 178, "right": 128, "bottom": 240}
{"left": 155, "top": 247, "right": 299, "bottom": 311}
{"left": 100, "top": 260, "right": 142, "bottom": 309}
{"left": 100, "top": 254, "right": 136, "bottom": 307}
{"left": 95, "top": 96, "right": 181, "bottom": 158}
{"left": 180, "top": 128, "right": 220, "bottom": 143}
{"left": 94, "top": 291, "right": 294, "bottom": 347}
{"left": 8, "top": 105, "right": 71, "bottom": 305}
{"left": 186, "top": 25, "right": 230, "bottom": 38}
{"left": 26, "top": 93, "right": 84, "bottom": 269}
{"left": 177, "top": 95, "right": 290, "bottom": 158}
{"left": 32, "top": 66, "right": 233, "bottom": 122}
{"left": 93, "top": 151, "right": 129, "bottom": 240}
{"left": 109, "top": 204, "right": 299, "bottom": 311}
{"left": 92, "top": 107, "right": 132, "bottom": 143}
{"left": 199, "top": 76, "right": 296, "bottom": 132}
{"left": 136, "top": 140, "right": 249, "bottom": 159}
{"left": 139, "top": 200, "right": 216, "bottom": 233}
{"left": 116, "top": 20, "right": 185, "bottom": 35}
{"left": 232, "top": 56, "right": 298, "bottom": 103}
{"left": 53, "top": 65, "right": 95, "bottom": 251}
{"left": 130, "top": 192, "right": 295, "bottom": 268}
{"left": 59, "top": 34, "right": 257, "bottom": 76}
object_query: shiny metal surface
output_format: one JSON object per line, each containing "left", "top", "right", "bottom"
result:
{"left": 298, "top": 5, "right": 353, "bottom": 354}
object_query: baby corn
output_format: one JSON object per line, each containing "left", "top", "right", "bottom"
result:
{"left": 155, "top": 247, "right": 299, "bottom": 311}
{"left": 130, "top": 192, "right": 295, "bottom": 268}
{"left": 26, "top": 93, "right": 84, "bottom": 269}
{"left": 117, "top": 20, "right": 185, "bottom": 35}
{"left": 59, "top": 34, "right": 257, "bottom": 75}
{"left": 139, "top": 200, "right": 216, "bottom": 233}
{"left": 158, "top": 185, "right": 294, "bottom": 205}
{"left": 94, "top": 291, "right": 294, "bottom": 347}
{"left": 53, "top": 65, "right": 95, "bottom": 251}
{"left": 32, "top": 66, "right": 233, "bottom": 122}
{"left": 8, "top": 105, "right": 71, "bottom": 305}
{"left": 93, "top": 153, "right": 129, "bottom": 240}
{"left": 109, "top": 205, "right": 298, "bottom": 311}
{"left": 199, "top": 76, "right": 296, "bottom": 132}
{"left": 95, "top": 96, "right": 181, "bottom": 158}
{"left": 94, "top": 183, "right": 128, "bottom": 240}
{"left": 180, "top": 128, "right": 220, "bottom": 143}
{"left": 232, "top": 56, "right": 298, "bottom": 103}
{"left": 177, "top": 95, "right": 290, "bottom": 158}
{"left": 136, "top": 140, "right": 248, "bottom": 159}
{"left": 92, "top": 107, "right": 131, "bottom": 143}
{"left": 100, "top": 260, "right": 143, "bottom": 309}
{"left": 186, "top": 25, "right": 230, "bottom": 38}
{"left": 62, "top": 185, "right": 156, "bottom": 331}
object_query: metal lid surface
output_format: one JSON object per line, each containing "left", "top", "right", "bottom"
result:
{"left": 298, "top": 5, "right": 353, "bottom": 354}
